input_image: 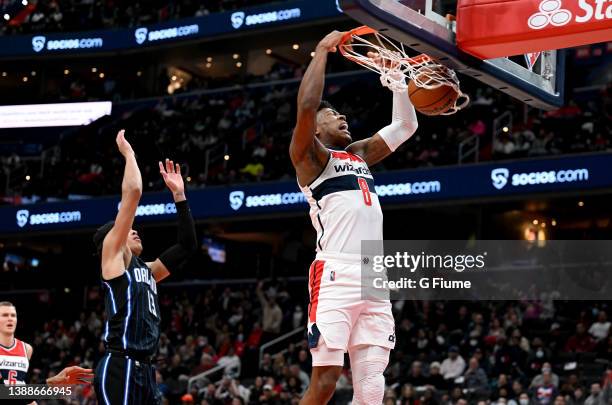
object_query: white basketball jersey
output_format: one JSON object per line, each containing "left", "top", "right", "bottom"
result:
{"left": 299, "top": 150, "right": 383, "bottom": 255}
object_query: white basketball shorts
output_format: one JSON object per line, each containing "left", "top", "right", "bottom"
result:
{"left": 306, "top": 252, "right": 396, "bottom": 365}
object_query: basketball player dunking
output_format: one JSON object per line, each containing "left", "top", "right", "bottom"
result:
{"left": 0, "top": 301, "right": 94, "bottom": 404}
{"left": 291, "top": 31, "right": 418, "bottom": 405}
{"left": 92, "top": 130, "right": 197, "bottom": 404}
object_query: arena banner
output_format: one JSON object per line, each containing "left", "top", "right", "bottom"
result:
{"left": 0, "top": 0, "right": 342, "bottom": 57}
{"left": 1, "top": 153, "right": 611, "bottom": 233}
{"left": 457, "top": 0, "right": 612, "bottom": 59}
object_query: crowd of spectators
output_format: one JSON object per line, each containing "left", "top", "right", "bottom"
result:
{"left": 14, "top": 276, "right": 612, "bottom": 405}
{"left": 0, "top": 0, "right": 286, "bottom": 36}
{"left": 2, "top": 72, "right": 610, "bottom": 205}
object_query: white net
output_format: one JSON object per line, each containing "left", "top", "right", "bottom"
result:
{"left": 339, "top": 26, "right": 469, "bottom": 115}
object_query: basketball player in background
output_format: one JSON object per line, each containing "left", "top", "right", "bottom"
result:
{"left": 290, "top": 31, "right": 419, "bottom": 405}
{"left": 0, "top": 301, "right": 93, "bottom": 404}
{"left": 92, "top": 130, "right": 197, "bottom": 404}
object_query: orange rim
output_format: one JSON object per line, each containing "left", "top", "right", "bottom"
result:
{"left": 339, "top": 26, "right": 431, "bottom": 66}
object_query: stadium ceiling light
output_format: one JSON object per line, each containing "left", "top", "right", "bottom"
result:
{"left": 205, "top": 63, "right": 212, "bottom": 68}
{"left": 30, "top": 71, "right": 36, "bottom": 76}
{"left": 137, "top": 71, "right": 142, "bottom": 76}
{"left": 206, "top": 57, "right": 213, "bottom": 62}
{"left": 552, "top": 219, "right": 557, "bottom": 226}
{"left": 578, "top": 201, "right": 584, "bottom": 207}
{"left": 1, "top": 72, "right": 6, "bottom": 77}
{"left": 186, "top": 176, "right": 192, "bottom": 182}
{"left": 292, "top": 44, "right": 299, "bottom": 50}
{"left": 502, "top": 126, "right": 509, "bottom": 133}
{"left": 236, "top": 62, "right": 242, "bottom": 68}
{"left": 22, "top": 76, "right": 28, "bottom": 82}
{"left": 171, "top": 75, "right": 177, "bottom": 81}
{"left": 91, "top": 67, "right": 97, "bottom": 73}
{"left": 22, "top": 0, "right": 28, "bottom": 5}
{"left": 224, "top": 154, "right": 230, "bottom": 161}
{"left": 232, "top": 53, "right": 239, "bottom": 60}
{"left": 99, "top": 72, "right": 105, "bottom": 78}
{"left": 532, "top": 219, "right": 538, "bottom": 225}
{"left": 64, "top": 69, "right": 70, "bottom": 75}
{"left": 265, "top": 49, "right": 272, "bottom": 55}
{"left": 25, "top": 175, "right": 30, "bottom": 181}
{"left": 310, "top": 52, "right": 315, "bottom": 57}
{"left": 3, "top": 14, "right": 9, "bottom": 21}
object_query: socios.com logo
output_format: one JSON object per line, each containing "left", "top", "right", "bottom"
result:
{"left": 491, "top": 168, "right": 510, "bottom": 190}
{"left": 231, "top": 8, "right": 301, "bottom": 29}
{"left": 16, "top": 210, "right": 29, "bottom": 228}
{"left": 231, "top": 12, "right": 246, "bottom": 29}
{"left": 32, "top": 36, "right": 46, "bottom": 52}
{"left": 135, "top": 28, "right": 148, "bottom": 44}
{"left": 16, "top": 209, "right": 81, "bottom": 228}
{"left": 229, "top": 191, "right": 245, "bottom": 211}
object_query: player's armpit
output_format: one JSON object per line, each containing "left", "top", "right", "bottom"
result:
{"left": 25, "top": 343, "right": 33, "bottom": 360}
{"left": 346, "top": 134, "right": 393, "bottom": 166}
{"left": 148, "top": 259, "right": 170, "bottom": 283}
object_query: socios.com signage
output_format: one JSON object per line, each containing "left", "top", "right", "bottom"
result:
{"left": 31, "top": 35, "right": 104, "bottom": 53}
{"left": 2, "top": 153, "right": 612, "bottom": 234}
{"left": 230, "top": 8, "right": 302, "bottom": 29}
{"left": 0, "top": 0, "right": 341, "bottom": 57}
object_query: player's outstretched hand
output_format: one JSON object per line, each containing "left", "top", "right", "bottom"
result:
{"left": 47, "top": 366, "right": 94, "bottom": 385}
{"left": 116, "top": 129, "right": 134, "bottom": 157}
{"left": 316, "top": 30, "right": 346, "bottom": 53}
{"left": 159, "top": 158, "right": 185, "bottom": 198}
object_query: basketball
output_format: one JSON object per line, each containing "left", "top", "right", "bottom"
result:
{"left": 408, "top": 69, "right": 459, "bottom": 116}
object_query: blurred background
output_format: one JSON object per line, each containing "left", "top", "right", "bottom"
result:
{"left": 0, "top": 0, "right": 611, "bottom": 404}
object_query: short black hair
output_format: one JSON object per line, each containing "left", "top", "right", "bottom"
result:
{"left": 318, "top": 100, "right": 336, "bottom": 112}
{"left": 93, "top": 220, "right": 115, "bottom": 256}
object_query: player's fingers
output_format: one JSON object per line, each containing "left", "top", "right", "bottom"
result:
{"left": 158, "top": 161, "right": 165, "bottom": 173}
{"left": 175, "top": 163, "right": 181, "bottom": 175}
{"left": 165, "top": 158, "right": 173, "bottom": 173}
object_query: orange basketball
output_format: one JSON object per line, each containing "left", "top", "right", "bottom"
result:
{"left": 408, "top": 69, "right": 459, "bottom": 116}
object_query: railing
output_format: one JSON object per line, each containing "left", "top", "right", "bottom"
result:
{"left": 258, "top": 327, "right": 306, "bottom": 367}
{"left": 458, "top": 134, "right": 480, "bottom": 164}
{"left": 187, "top": 364, "right": 226, "bottom": 392}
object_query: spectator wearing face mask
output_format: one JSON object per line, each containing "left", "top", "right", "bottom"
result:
{"left": 530, "top": 363, "right": 559, "bottom": 388}
{"left": 517, "top": 392, "right": 531, "bottom": 405}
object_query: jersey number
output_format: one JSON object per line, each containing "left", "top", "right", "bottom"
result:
{"left": 358, "top": 178, "right": 372, "bottom": 206}
{"left": 7, "top": 370, "right": 17, "bottom": 385}
{"left": 147, "top": 291, "right": 157, "bottom": 317}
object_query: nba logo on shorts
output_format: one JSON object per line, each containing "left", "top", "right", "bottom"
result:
{"left": 231, "top": 12, "right": 245, "bottom": 29}
{"left": 491, "top": 168, "right": 510, "bottom": 190}
{"left": 32, "top": 36, "right": 46, "bottom": 53}
{"left": 330, "top": 271, "right": 335, "bottom": 281}
{"left": 135, "top": 28, "right": 148, "bottom": 45}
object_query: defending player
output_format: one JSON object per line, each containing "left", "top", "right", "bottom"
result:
{"left": 290, "top": 31, "right": 418, "bottom": 405}
{"left": 92, "top": 130, "right": 197, "bottom": 404}
{"left": 0, "top": 301, "right": 93, "bottom": 404}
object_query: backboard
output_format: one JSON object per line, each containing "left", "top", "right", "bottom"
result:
{"left": 339, "top": 0, "right": 566, "bottom": 110}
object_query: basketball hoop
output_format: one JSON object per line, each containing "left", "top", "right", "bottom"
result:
{"left": 339, "top": 26, "right": 469, "bottom": 115}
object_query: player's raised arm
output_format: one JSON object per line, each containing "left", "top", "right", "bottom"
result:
{"left": 101, "top": 130, "right": 142, "bottom": 280}
{"left": 290, "top": 31, "right": 344, "bottom": 185}
{"left": 347, "top": 53, "right": 418, "bottom": 166}
{"left": 147, "top": 159, "right": 197, "bottom": 283}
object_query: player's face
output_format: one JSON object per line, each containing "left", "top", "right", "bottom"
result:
{"left": 316, "top": 108, "right": 352, "bottom": 148}
{"left": 0, "top": 305, "right": 17, "bottom": 335}
{"left": 126, "top": 229, "right": 143, "bottom": 256}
